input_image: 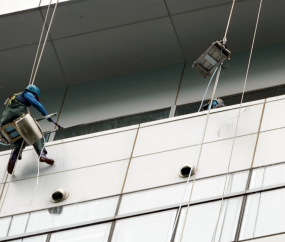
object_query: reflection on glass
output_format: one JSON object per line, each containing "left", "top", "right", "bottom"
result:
{"left": 50, "top": 223, "right": 111, "bottom": 242}
{"left": 112, "top": 210, "right": 176, "bottom": 242}
{"left": 240, "top": 189, "right": 285, "bottom": 240}
{"left": 8, "top": 213, "right": 29, "bottom": 236}
{"left": 26, "top": 196, "right": 118, "bottom": 233}
{"left": 175, "top": 197, "right": 243, "bottom": 242}
{"left": 119, "top": 171, "right": 248, "bottom": 215}
{"left": 0, "top": 216, "right": 11, "bottom": 238}
{"left": 23, "top": 234, "right": 47, "bottom": 242}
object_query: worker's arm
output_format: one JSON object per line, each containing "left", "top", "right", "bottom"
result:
{"left": 23, "top": 92, "right": 48, "bottom": 116}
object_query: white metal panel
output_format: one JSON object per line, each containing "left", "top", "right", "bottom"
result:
{"left": 23, "top": 235, "right": 47, "bottom": 242}
{"left": 120, "top": 171, "right": 247, "bottom": 215}
{"left": 12, "top": 129, "right": 137, "bottom": 181}
{"left": 253, "top": 128, "right": 285, "bottom": 167}
{"left": 40, "top": 0, "right": 69, "bottom": 6}
{"left": 0, "top": 153, "right": 8, "bottom": 184}
{"left": 133, "top": 115, "right": 205, "bottom": 157}
{"left": 0, "top": 160, "right": 128, "bottom": 216}
{"left": 0, "top": 216, "right": 11, "bottom": 238}
{"left": 50, "top": 223, "right": 111, "bottom": 242}
{"left": 242, "top": 234, "right": 285, "bottom": 242}
{"left": 8, "top": 213, "right": 29, "bottom": 236}
{"left": 204, "top": 104, "right": 263, "bottom": 143}
{"left": 125, "top": 136, "right": 252, "bottom": 193}
{"left": 254, "top": 189, "right": 285, "bottom": 238}
{"left": 124, "top": 146, "right": 198, "bottom": 193}
{"left": 175, "top": 197, "right": 243, "bottom": 242}
{"left": 197, "top": 135, "right": 256, "bottom": 179}
{"left": 26, "top": 196, "right": 119, "bottom": 233}
{"left": 112, "top": 210, "right": 176, "bottom": 242}
{"left": 0, "top": 0, "right": 40, "bottom": 15}
{"left": 261, "top": 98, "right": 285, "bottom": 132}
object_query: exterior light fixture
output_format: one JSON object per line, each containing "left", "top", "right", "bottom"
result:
{"left": 192, "top": 41, "right": 231, "bottom": 78}
{"left": 51, "top": 188, "right": 69, "bottom": 203}
{"left": 179, "top": 164, "right": 196, "bottom": 178}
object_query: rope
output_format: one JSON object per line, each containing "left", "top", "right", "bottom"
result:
{"left": 198, "top": 67, "right": 219, "bottom": 112}
{"left": 31, "top": 0, "right": 60, "bottom": 85}
{"left": 170, "top": 67, "right": 221, "bottom": 241}
{"left": 176, "top": 66, "right": 222, "bottom": 242}
{"left": 29, "top": 0, "right": 53, "bottom": 85}
{"left": 210, "top": 0, "right": 263, "bottom": 240}
{"left": 223, "top": 0, "right": 236, "bottom": 44}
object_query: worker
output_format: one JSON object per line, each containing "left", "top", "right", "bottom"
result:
{"left": 203, "top": 98, "right": 226, "bottom": 110}
{"left": 0, "top": 85, "right": 55, "bottom": 174}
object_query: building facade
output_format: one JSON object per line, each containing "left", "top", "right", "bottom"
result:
{"left": 1, "top": 0, "right": 285, "bottom": 241}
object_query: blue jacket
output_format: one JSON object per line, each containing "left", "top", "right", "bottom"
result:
{"left": 16, "top": 92, "right": 48, "bottom": 116}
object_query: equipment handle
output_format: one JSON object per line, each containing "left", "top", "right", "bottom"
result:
{"left": 36, "top": 113, "right": 58, "bottom": 122}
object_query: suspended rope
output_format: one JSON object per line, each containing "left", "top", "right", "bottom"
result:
{"left": 211, "top": 0, "right": 264, "bottom": 240}
{"left": 29, "top": 0, "right": 52, "bottom": 85}
{"left": 223, "top": 0, "right": 236, "bottom": 44}
{"left": 169, "top": 0, "right": 237, "bottom": 241}
{"left": 0, "top": 0, "right": 60, "bottom": 215}
{"left": 30, "top": 0, "right": 60, "bottom": 85}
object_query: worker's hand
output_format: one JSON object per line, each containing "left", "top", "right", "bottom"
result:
{"left": 47, "top": 118, "right": 54, "bottom": 123}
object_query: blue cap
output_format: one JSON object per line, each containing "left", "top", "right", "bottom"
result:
{"left": 25, "top": 85, "right": 40, "bottom": 99}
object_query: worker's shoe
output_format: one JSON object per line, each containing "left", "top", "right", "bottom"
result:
{"left": 36, "top": 150, "right": 55, "bottom": 165}
{"left": 7, "top": 150, "right": 20, "bottom": 174}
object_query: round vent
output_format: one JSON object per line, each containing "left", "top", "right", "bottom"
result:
{"left": 51, "top": 188, "right": 69, "bottom": 203}
{"left": 179, "top": 164, "right": 196, "bottom": 178}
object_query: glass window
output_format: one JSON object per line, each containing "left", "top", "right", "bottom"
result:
{"left": 250, "top": 163, "right": 285, "bottom": 190}
{"left": 119, "top": 171, "right": 248, "bottom": 215}
{"left": 23, "top": 235, "right": 47, "bottom": 242}
{"left": 50, "top": 223, "right": 111, "bottom": 242}
{"left": 112, "top": 210, "right": 176, "bottom": 242}
{"left": 26, "top": 196, "right": 119, "bottom": 233}
{"left": 0, "top": 216, "right": 11, "bottom": 238}
{"left": 240, "top": 189, "right": 285, "bottom": 240}
{"left": 8, "top": 213, "right": 29, "bottom": 236}
{"left": 175, "top": 197, "right": 243, "bottom": 242}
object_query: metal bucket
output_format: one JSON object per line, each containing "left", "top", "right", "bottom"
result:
{"left": 15, "top": 114, "right": 43, "bottom": 145}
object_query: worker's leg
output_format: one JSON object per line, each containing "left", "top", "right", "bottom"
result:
{"left": 33, "top": 137, "right": 55, "bottom": 165}
{"left": 7, "top": 138, "right": 26, "bottom": 174}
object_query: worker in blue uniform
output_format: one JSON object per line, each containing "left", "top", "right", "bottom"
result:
{"left": 203, "top": 98, "right": 226, "bottom": 110}
{"left": 0, "top": 85, "right": 55, "bottom": 174}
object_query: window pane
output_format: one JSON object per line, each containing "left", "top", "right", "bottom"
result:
{"left": 0, "top": 216, "right": 11, "bottom": 238}
{"left": 26, "top": 196, "right": 119, "bottom": 233}
{"left": 23, "top": 235, "right": 47, "bottom": 242}
{"left": 175, "top": 197, "right": 243, "bottom": 242}
{"left": 119, "top": 171, "right": 248, "bottom": 215}
{"left": 8, "top": 213, "right": 29, "bottom": 236}
{"left": 240, "top": 189, "right": 285, "bottom": 240}
{"left": 112, "top": 210, "right": 176, "bottom": 242}
{"left": 50, "top": 223, "right": 111, "bottom": 242}
{"left": 250, "top": 163, "right": 285, "bottom": 190}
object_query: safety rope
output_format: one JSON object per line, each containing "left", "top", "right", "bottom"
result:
{"left": 223, "top": 0, "right": 236, "bottom": 44}
{"left": 30, "top": 0, "right": 60, "bottom": 85}
{"left": 177, "top": 66, "right": 222, "bottom": 242}
{"left": 29, "top": 0, "right": 52, "bottom": 85}
{"left": 170, "top": 0, "right": 237, "bottom": 240}
{"left": 169, "top": 66, "right": 220, "bottom": 241}
{"left": 211, "top": 0, "right": 263, "bottom": 240}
